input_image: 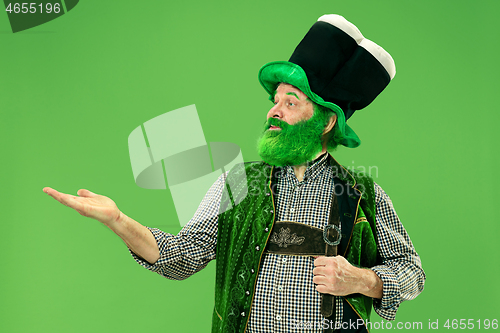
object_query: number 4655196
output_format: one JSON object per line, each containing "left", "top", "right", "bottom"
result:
{"left": 5, "top": 3, "right": 61, "bottom": 14}
{"left": 444, "top": 319, "right": 498, "bottom": 330}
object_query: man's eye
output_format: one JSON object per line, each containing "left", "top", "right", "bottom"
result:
{"left": 288, "top": 102, "right": 295, "bottom": 107}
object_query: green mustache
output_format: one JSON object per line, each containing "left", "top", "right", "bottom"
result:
{"left": 263, "top": 118, "right": 290, "bottom": 131}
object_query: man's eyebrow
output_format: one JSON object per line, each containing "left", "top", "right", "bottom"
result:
{"left": 286, "top": 92, "right": 300, "bottom": 100}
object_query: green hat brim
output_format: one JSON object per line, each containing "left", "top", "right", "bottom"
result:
{"left": 258, "top": 61, "right": 361, "bottom": 148}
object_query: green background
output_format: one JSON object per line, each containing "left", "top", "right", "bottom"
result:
{"left": 1, "top": 0, "right": 499, "bottom": 332}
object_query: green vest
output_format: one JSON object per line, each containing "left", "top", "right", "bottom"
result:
{"left": 212, "top": 156, "right": 378, "bottom": 332}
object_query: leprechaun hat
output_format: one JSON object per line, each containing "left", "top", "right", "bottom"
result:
{"left": 259, "top": 14, "right": 396, "bottom": 148}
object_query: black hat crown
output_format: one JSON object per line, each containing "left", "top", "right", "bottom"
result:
{"left": 289, "top": 15, "right": 395, "bottom": 120}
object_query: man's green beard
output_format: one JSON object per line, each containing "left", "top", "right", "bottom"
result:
{"left": 257, "top": 110, "right": 331, "bottom": 167}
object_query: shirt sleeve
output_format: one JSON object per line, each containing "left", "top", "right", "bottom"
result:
{"left": 129, "top": 173, "right": 227, "bottom": 280}
{"left": 370, "top": 182, "right": 426, "bottom": 321}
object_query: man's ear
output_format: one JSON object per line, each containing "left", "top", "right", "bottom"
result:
{"left": 323, "top": 114, "right": 337, "bottom": 135}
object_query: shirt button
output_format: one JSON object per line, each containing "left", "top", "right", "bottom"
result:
{"left": 276, "top": 315, "right": 282, "bottom": 321}
{"left": 264, "top": 227, "right": 269, "bottom": 232}
{"left": 241, "top": 312, "right": 246, "bottom": 317}
{"left": 251, "top": 269, "right": 255, "bottom": 274}
{"left": 245, "top": 290, "right": 250, "bottom": 296}
{"left": 266, "top": 192, "right": 271, "bottom": 196}
{"left": 255, "top": 245, "right": 260, "bottom": 251}
{"left": 270, "top": 210, "right": 274, "bottom": 214}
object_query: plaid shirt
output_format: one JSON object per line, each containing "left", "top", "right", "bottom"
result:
{"left": 130, "top": 154, "right": 425, "bottom": 331}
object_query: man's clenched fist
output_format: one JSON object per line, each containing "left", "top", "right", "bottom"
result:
{"left": 313, "top": 255, "right": 383, "bottom": 299}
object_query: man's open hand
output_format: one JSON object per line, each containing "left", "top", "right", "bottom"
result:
{"left": 313, "top": 256, "right": 383, "bottom": 298}
{"left": 43, "top": 187, "right": 121, "bottom": 227}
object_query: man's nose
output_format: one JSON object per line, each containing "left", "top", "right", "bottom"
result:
{"left": 267, "top": 102, "right": 283, "bottom": 119}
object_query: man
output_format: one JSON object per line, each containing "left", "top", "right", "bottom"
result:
{"left": 43, "top": 14, "right": 425, "bottom": 333}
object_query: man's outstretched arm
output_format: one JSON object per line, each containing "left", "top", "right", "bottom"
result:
{"left": 43, "top": 187, "right": 159, "bottom": 264}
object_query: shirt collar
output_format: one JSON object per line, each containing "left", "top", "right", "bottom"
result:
{"left": 283, "top": 152, "right": 329, "bottom": 182}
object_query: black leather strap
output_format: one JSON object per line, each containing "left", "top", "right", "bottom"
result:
{"left": 321, "top": 193, "right": 341, "bottom": 321}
